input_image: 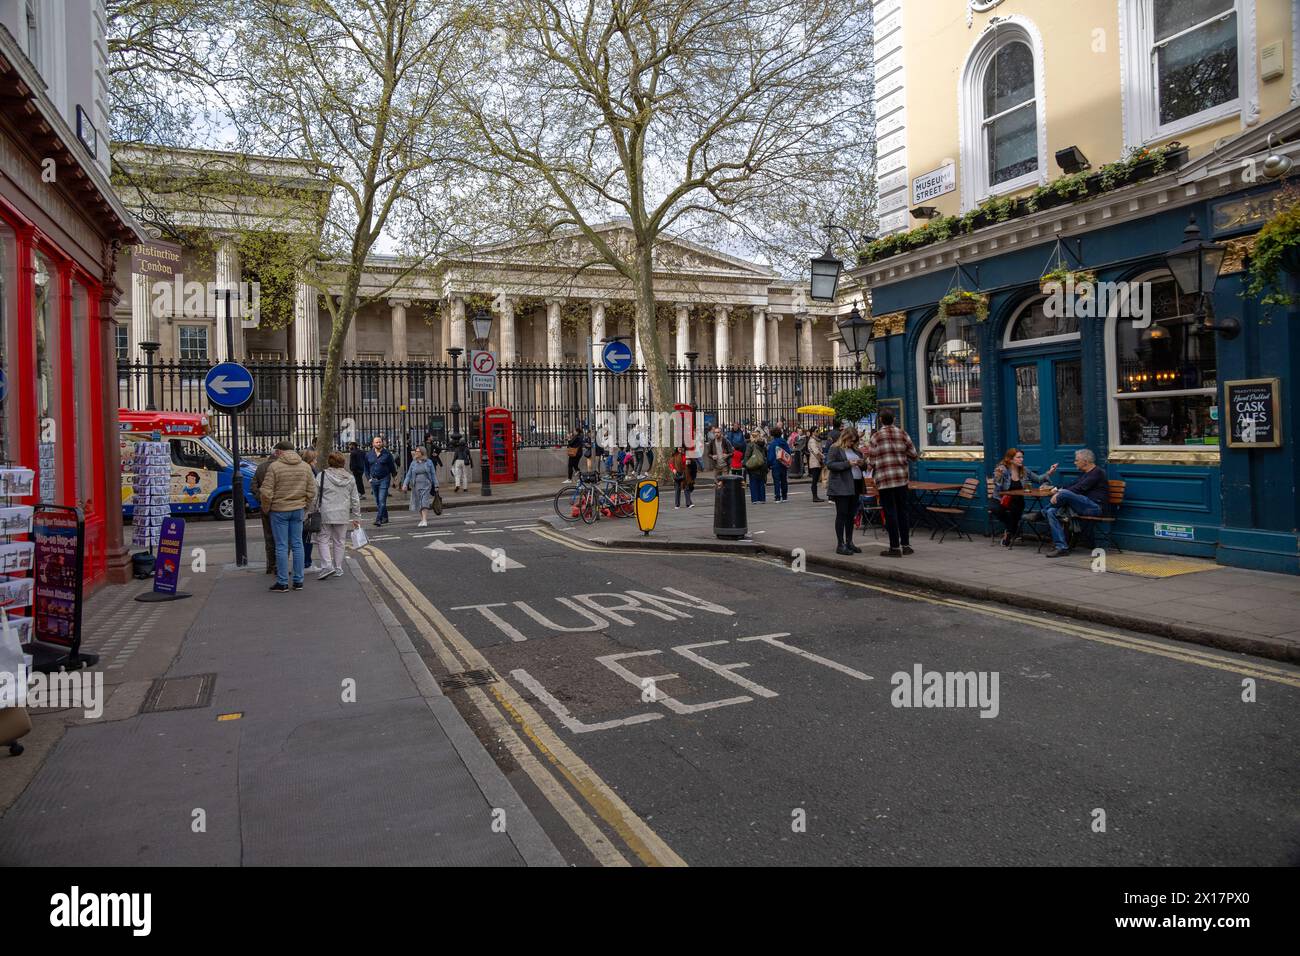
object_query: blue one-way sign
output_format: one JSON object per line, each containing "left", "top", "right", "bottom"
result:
{"left": 602, "top": 340, "right": 634, "bottom": 374}
{"left": 204, "top": 362, "right": 255, "bottom": 411}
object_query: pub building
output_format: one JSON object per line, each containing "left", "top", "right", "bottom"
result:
{"left": 843, "top": 110, "right": 1300, "bottom": 575}
{"left": 0, "top": 17, "right": 143, "bottom": 590}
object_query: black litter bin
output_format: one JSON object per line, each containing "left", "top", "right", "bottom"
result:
{"left": 713, "top": 474, "right": 748, "bottom": 539}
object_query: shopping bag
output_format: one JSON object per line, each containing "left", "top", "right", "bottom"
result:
{"left": 432, "top": 493, "right": 443, "bottom": 516}
{"left": 349, "top": 527, "right": 369, "bottom": 549}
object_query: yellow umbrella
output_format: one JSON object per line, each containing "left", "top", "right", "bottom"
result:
{"left": 797, "top": 404, "right": 836, "bottom": 416}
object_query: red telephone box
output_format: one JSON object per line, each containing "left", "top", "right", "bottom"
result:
{"left": 672, "top": 403, "right": 696, "bottom": 451}
{"left": 480, "top": 407, "right": 517, "bottom": 483}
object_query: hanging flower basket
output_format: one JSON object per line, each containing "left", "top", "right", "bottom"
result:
{"left": 1039, "top": 267, "right": 1097, "bottom": 294}
{"left": 937, "top": 290, "right": 989, "bottom": 323}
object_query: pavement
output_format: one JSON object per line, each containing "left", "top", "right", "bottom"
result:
{"left": 562, "top": 476, "right": 1300, "bottom": 664}
{"left": 0, "top": 525, "right": 562, "bottom": 866}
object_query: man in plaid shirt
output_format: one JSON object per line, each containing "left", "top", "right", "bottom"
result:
{"left": 867, "top": 409, "right": 919, "bottom": 557}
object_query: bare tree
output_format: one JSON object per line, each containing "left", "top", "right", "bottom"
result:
{"left": 455, "top": 0, "right": 873, "bottom": 471}
{"left": 107, "top": 0, "right": 239, "bottom": 144}
{"left": 233, "top": 0, "right": 471, "bottom": 460}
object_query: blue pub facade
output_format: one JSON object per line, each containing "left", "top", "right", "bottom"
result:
{"left": 850, "top": 112, "right": 1300, "bottom": 575}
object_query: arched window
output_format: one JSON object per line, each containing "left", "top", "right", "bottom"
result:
{"left": 1003, "top": 295, "right": 1080, "bottom": 348}
{"left": 917, "top": 315, "right": 983, "bottom": 449}
{"left": 959, "top": 19, "right": 1047, "bottom": 208}
{"left": 1107, "top": 273, "right": 1219, "bottom": 449}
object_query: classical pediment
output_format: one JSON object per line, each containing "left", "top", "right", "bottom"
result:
{"left": 460, "top": 221, "right": 776, "bottom": 280}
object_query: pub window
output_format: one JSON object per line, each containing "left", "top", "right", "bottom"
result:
{"left": 1121, "top": 0, "right": 1251, "bottom": 145}
{"left": 1003, "top": 295, "right": 1080, "bottom": 348}
{"left": 959, "top": 18, "right": 1045, "bottom": 207}
{"left": 918, "top": 314, "right": 983, "bottom": 449}
{"left": 1110, "top": 273, "right": 1219, "bottom": 448}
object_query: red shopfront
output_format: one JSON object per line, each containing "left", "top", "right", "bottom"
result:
{"left": 0, "top": 39, "right": 142, "bottom": 590}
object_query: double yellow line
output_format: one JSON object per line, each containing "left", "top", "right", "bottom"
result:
{"left": 358, "top": 544, "right": 687, "bottom": 867}
{"left": 529, "top": 525, "right": 1300, "bottom": 689}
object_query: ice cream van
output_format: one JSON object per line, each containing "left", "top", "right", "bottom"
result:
{"left": 119, "top": 410, "right": 260, "bottom": 520}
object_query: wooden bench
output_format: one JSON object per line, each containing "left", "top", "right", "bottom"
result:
{"left": 1071, "top": 480, "right": 1126, "bottom": 553}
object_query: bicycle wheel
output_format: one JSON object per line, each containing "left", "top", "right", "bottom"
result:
{"left": 554, "top": 484, "right": 583, "bottom": 522}
{"left": 578, "top": 488, "right": 599, "bottom": 524}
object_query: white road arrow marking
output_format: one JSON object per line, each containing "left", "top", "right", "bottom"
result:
{"left": 425, "top": 539, "right": 524, "bottom": 569}
{"left": 207, "top": 374, "right": 252, "bottom": 395}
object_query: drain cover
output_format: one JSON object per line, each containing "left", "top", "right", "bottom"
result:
{"left": 438, "top": 668, "right": 499, "bottom": 691}
{"left": 140, "top": 674, "right": 216, "bottom": 713}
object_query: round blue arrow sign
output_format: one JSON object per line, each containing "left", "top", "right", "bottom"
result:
{"left": 204, "top": 362, "right": 255, "bottom": 411}
{"left": 602, "top": 340, "right": 634, "bottom": 373}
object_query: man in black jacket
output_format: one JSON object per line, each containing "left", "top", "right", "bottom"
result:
{"left": 1043, "top": 448, "right": 1108, "bottom": 557}
{"left": 347, "top": 441, "right": 366, "bottom": 496}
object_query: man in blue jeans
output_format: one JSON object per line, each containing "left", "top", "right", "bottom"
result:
{"left": 365, "top": 435, "right": 397, "bottom": 526}
{"left": 1043, "top": 448, "right": 1108, "bottom": 558}
{"left": 257, "top": 441, "right": 318, "bottom": 591}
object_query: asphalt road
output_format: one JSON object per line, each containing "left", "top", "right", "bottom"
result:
{"left": 342, "top": 497, "right": 1300, "bottom": 867}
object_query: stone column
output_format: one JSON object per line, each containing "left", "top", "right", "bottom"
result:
{"left": 131, "top": 273, "right": 153, "bottom": 362}
{"left": 214, "top": 235, "right": 241, "bottom": 360}
{"left": 439, "top": 303, "right": 449, "bottom": 356}
{"left": 767, "top": 312, "right": 781, "bottom": 367}
{"left": 294, "top": 281, "right": 321, "bottom": 444}
{"left": 714, "top": 306, "right": 731, "bottom": 414}
{"left": 449, "top": 295, "right": 466, "bottom": 351}
{"left": 832, "top": 339, "right": 842, "bottom": 368}
{"left": 498, "top": 294, "right": 516, "bottom": 364}
{"left": 801, "top": 315, "right": 815, "bottom": 366}
{"left": 390, "top": 299, "right": 410, "bottom": 361}
{"left": 545, "top": 298, "right": 564, "bottom": 408}
{"left": 674, "top": 303, "right": 691, "bottom": 402}
{"left": 752, "top": 307, "right": 768, "bottom": 368}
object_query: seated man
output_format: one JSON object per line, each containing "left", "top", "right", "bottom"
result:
{"left": 1043, "top": 449, "right": 1108, "bottom": 558}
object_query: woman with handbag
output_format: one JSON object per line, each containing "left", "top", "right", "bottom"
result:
{"left": 316, "top": 451, "right": 361, "bottom": 579}
{"left": 990, "top": 447, "right": 1057, "bottom": 547}
{"left": 402, "top": 446, "right": 438, "bottom": 528}
{"left": 565, "top": 428, "right": 582, "bottom": 480}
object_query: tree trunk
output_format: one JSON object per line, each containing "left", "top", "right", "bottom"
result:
{"left": 634, "top": 242, "right": 673, "bottom": 485}
{"left": 314, "top": 274, "right": 360, "bottom": 461}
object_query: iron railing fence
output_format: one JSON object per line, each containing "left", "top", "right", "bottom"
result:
{"left": 117, "top": 359, "right": 863, "bottom": 456}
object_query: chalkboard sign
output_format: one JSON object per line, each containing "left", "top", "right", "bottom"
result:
{"left": 1224, "top": 378, "right": 1281, "bottom": 449}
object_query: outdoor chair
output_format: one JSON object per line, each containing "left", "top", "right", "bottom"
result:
{"left": 856, "top": 477, "right": 884, "bottom": 539}
{"left": 1070, "top": 480, "right": 1126, "bottom": 553}
{"left": 926, "top": 477, "right": 979, "bottom": 543}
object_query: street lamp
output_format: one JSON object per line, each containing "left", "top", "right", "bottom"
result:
{"left": 835, "top": 304, "right": 875, "bottom": 384}
{"left": 139, "top": 340, "right": 160, "bottom": 410}
{"left": 470, "top": 307, "right": 493, "bottom": 497}
{"left": 1164, "top": 213, "right": 1237, "bottom": 339}
{"left": 809, "top": 223, "right": 876, "bottom": 302}
{"left": 793, "top": 316, "right": 806, "bottom": 398}
{"left": 684, "top": 351, "right": 699, "bottom": 409}
{"left": 810, "top": 246, "right": 843, "bottom": 302}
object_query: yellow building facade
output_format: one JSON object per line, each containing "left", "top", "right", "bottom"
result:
{"left": 874, "top": 0, "right": 1298, "bottom": 232}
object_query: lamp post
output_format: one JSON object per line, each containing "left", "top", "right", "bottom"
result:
{"left": 835, "top": 305, "right": 875, "bottom": 385}
{"left": 446, "top": 346, "right": 463, "bottom": 444}
{"left": 471, "top": 307, "right": 494, "bottom": 497}
{"left": 139, "top": 340, "right": 160, "bottom": 410}
{"left": 1164, "top": 213, "right": 1237, "bottom": 339}
{"left": 793, "top": 315, "right": 805, "bottom": 400}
